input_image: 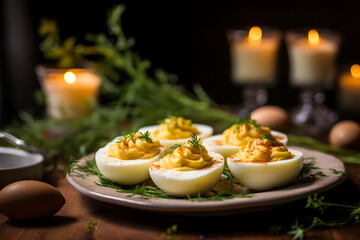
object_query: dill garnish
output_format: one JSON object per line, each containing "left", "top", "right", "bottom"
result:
{"left": 87, "top": 217, "right": 99, "bottom": 230}
{"left": 296, "top": 159, "right": 327, "bottom": 182}
{"left": 138, "top": 131, "right": 153, "bottom": 143}
{"left": 186, "top": 192, "right": 252, "bottom": 202}
{"left": 96, "top": 174, "right": 176, "bottom": 199}
{"left": 329, "top": 168, "right": 345, "bottom": 175}
{"left": 116, "top": 133, "right": 136, "bottom": 143}
{"left": 285, "top": 194, "right": 360, "bottom": 240}
{"left": 234, "top": 115, "right": 262, "bottom": 132}
{"left": 65, "top": 156, "right": 98, "bottom": 177}
{"left": 157, "top": 224, "right": 181, "bottom": 240}
{"left": 261, "top": 134, "right": 277, "bottom": 142}
{"left": 188, "top": 133, "right": 202, "bottom": 156}
{"left": 169, "top": 143, "right": 185, "bottom": 150}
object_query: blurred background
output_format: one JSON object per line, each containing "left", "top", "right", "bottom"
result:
{"left": 1, "top": 0, "right": 360, "bottom": 127}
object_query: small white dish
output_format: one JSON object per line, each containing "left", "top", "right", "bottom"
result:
{"left": 0, "top": 147, "right": 44, "bottom": 189}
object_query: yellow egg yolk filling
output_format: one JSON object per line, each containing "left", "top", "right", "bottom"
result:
{"left": 152, "top": 117, "right": 200, "bottom": 140}
{"left": 237, "top": 138, "right": 292, "bottom": 162}
{"left": 222, "top": 123, "right": 271, "bottom": 146}
{"left": 107, "top": 133, "right": 161, "bottom": 160}
{"left": 159, "top": 141, "right": 213, "bottom": 171}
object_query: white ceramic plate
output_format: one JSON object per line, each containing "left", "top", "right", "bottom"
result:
{"left": 67, "top": 147, "right": 345, "bottom": 216}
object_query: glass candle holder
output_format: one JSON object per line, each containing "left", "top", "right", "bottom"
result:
{"left": 36, "top": 65, "right": 101, "bottom": 121}
{"left": 286, "top": 29, "right": 341, "bottom": 135}
{"left": 338, "top": 64, "right": 360, "bottom": 116}
{"left": 228, "top": 26, "right": 281, "bottom": 117}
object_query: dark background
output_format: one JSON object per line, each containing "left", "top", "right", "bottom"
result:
{"left": 1, "top": 0, "right": 360, "bottom": 127}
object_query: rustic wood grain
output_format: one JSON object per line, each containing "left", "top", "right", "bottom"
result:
{"left": 1, "top": 165, "right": 360, "bottom": 240}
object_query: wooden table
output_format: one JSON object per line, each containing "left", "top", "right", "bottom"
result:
{"left": 1, "top": 163, "right": 360, "bottom": 240}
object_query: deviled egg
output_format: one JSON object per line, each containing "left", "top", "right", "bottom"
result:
{"left": 202, "top": 117, "right": 287, "bottom": 159}
{"left": 96, "top": 132, "right": 165, "bottom": 185}
{"left": 149, "top": 134, "right": 224, "bottom": 197}
{"left": 227, "top": 135, "right": 303, "bottom": 191}
{"left": 138, "top": 116, "right": 213, "bottom": 153}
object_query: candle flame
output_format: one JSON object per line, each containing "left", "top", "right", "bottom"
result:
{"left": 308, "top": 29, "right": 319, "bottom": 45}
{"left": 64, "top": 71, "right": 76, "bottom": 84}
{"left": 248, "top": 26, "right": 262, "bottom": 43}
{"left": 351, "top": 64, "right": 360, "bottom": 78}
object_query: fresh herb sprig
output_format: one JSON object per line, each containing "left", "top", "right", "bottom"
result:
{"left": 65, "top": 156, "right": 98, "bottom": 177}
{"left": 157, "top": 224, "right": 181, "bottom": 240}
{"left": 186, "top": 192, "right": 252, "bottom": 202}
{"left": 296, "top": 159, "right": 327, "bottom": 182}
{"left": 329, "top": 168, "right": 345, "bottom": 175}
{"left": 138, "top": 131, "right": 153, "bottom": 143}
{"left": 97, "top": 174, "right": 176, "bottom": 199}
{"left": 287, "top": 217, "right": 338, "bottom": 240}
{"left": 188, "top": 133, "right": 203, "bottom": 156}
{"left": 116, "top": 133, "right": 136, "bottom": 143}
{"left": 234, "top": 115, "right": 262, "bottom": 132}
{"left": 261, "top": 134, "right": 277, "bottom": 142}
{"left": 87, "top": 217, "right": 99, "bottom": 230}
{"left": 169, "top": 143, "right": 185, "bottom": 150}
{"left": 285, "top": 194, "right": 360, "bottom": 240}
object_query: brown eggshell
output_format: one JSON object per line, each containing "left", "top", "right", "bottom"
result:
{"left": 251, "top": 105, "right": 290, "bottom": 132}
{"left": 329, "top": 120, "right": 360, "bottom": 147}
{"left": 0, "top": 180, "right": 65, "bottom": 220}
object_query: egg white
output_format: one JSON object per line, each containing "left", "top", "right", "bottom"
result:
{"left": 227, "top": 149, "right": 303, "bottom": 191}
{"left": 95, "top": 137, "right": 165, "bottom": 185}
{"left": 138, "top": 123, "right": 213, "bottom": 154}
{"left": 149, "top": 152, "right": 224, "bottom": 197}
{"left": 202, "top": 130, "right": 288, "bottom": 160}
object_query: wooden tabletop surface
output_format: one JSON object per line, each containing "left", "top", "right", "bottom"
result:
{"left": 1, "top": 162, "right": 360, "bottom": 240}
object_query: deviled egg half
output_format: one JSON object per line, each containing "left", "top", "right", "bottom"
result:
{"left": 227, "top": 135, "right": 303, "bottom": 191}
{"left": 202, "top": 117, "right": 288, "bottom": 159}
{"left": 95, "top": 132, "right": 165, "bottom": 185}
{"left": 138, "top": 116, "right": 213, "bottom": 154}
{"left": 149, "top": 134, "right": 224, "bottom": 197}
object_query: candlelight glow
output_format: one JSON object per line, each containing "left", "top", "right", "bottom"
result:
{"left": 308, "top": 29, "right": 319, "bottom": 45}
{"left": 351, "top": 64, "right": 360, "bottom": 78}
{"left": 64, "top": 71, "right": 76, "bottom": 84}
{"left": 249, "top": 26, "right": 262, "bottom": 42}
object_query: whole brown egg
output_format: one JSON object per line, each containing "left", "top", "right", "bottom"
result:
{"left": 0, "top": 180, "right": 65, "bottom": 220}
{"left": 329, "top": 120, "right": 360, "bottom": 147}
{"left": 251, "top": 105, "right": 290, "bottom": 132}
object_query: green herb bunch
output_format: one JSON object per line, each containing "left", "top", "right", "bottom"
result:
{"left": 6, "top": 4, "right": 237, "bottom": 159}
{"left": 286, "top": 194, "right": 360, "bottom": 240}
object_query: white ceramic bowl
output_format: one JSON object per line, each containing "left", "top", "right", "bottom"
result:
{"left": 202, "top": 130, "right": 288, "bottom": 159}
{"left": 0, "top": 147, "right": 44, "bottom": 189}
{"left": 227, "top": 149, "right": 303, "bottom": 191}
{"left": 138, "top": 124, "right": 213, "bottom": 154}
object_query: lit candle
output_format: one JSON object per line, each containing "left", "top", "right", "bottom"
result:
{"left": 40, "top": 68, "right": 101, "bottom": 120}
{"left": 339, "top": 64, "right": 360, "bottom": 112}
{"left": 229, "top": 26, "right": 281, "bottom": 85}
{"left": 287, "top": 29, "right": 340, "bottom": 87}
